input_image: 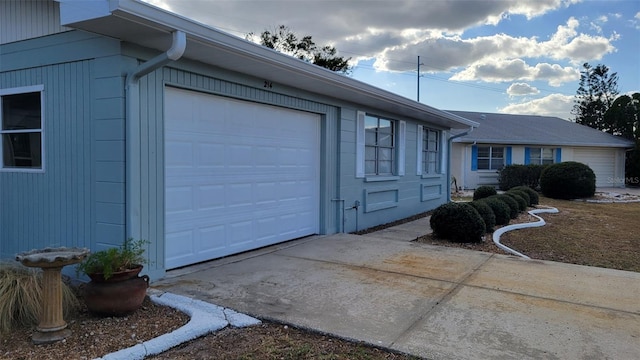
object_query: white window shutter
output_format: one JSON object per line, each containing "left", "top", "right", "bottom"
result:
{"left": 398, "top": 120, "right": 406, "bottom": 176}
{"left": 441, "top": 130, "right": 448, "bottom": 174}
{"left": 416, "top": 125, "right": 423, "bottom": 176}
{"left": 355, "top": 111, "right": 365, "bottom": 178}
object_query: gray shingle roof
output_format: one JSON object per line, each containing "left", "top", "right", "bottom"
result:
{"left": 448, "top": 111, "right": 634, "bottom": 148}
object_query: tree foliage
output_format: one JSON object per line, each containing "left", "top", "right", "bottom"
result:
{"left": 248, "top": 25, "right": 352, "bottom": 74}
{"left": 571, "top": 63, "right": 619, "bottom": 130}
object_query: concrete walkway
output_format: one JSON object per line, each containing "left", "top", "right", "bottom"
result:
{"left": 153, "top": 225, "right": 640, "bottom": 359}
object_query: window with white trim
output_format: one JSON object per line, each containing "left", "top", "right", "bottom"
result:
{"left": 422, "top": 127, "right": 440, "bottom": 174}
{"left": 529, "top": 147, "right": 554, "bottom": 165}
{"left": 477, "top": 146, "right": 503, "bottom": 170}
{"left": 365, "top": 115, "right": 395, "bottom": 175}
{"left": 1, "top": 86, "right": 44, "bottom": 170}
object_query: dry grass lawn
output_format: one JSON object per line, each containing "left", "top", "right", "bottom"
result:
{"left": 499, "top": 197, "right": 640, "bottom": 272}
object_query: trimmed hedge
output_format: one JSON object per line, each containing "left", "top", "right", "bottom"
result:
{"left": 429, "top": 202, "right": 485, "bottom": 243}
{"left": 510, "top": 186, "right": 539, "bottom": 205}
{"left": 540, "top": 161, "right": 596, "bottom": 199}
{"left": 508, "top": 189, "right": 531, "bottom": 207}
{"left": 490, "top": 194, "right": 519, "bottom": 219}
{"left": 505, "top": 192, "right": 527, "bottom": 211}
{"left": 498, "top": 164, "right": 547, "bottom": 191}
{"left": 478, "top": 197, "right": 511, "bottom": 225}
{"left": 473, "top": 185, "right": 497, "bottom": 200}
{"left": 468, "top": 200, "right": 496, "bottom": 233}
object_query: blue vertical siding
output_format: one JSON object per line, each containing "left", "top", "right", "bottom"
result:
{"left": 0, "top": 61, "right": 93, "bottom": 258}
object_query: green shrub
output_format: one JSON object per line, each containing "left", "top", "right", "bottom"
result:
{"left": 473, "top": 185, "right": 497, "bottom": 200}
{"left": 510, "top": 186, "right": 539, "bottom": 205}
{"left": 540, "top": 161, "right": 596, "bottom": 199}
{"left": 490, "top": 194, "right": 520, "bottom": 219}
{"left": 505, "top": 192, "right": 528, "bottom": 211}
{"left": 508, "top": 189, "right": 531, "bottom": 207}
{"left": 478, "top": 197, "right": 511, "bottom": 226}
{"left": 468, "top": 201, "right": 496, "bottom": 233}
{"left": 429, "top": 202, "right": 485, "bottom": 243}
{"left": 498, "top": 164, "right": 548, "bottom": 191}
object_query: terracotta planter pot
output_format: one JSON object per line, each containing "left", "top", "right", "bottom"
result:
{"left": 87, "top": 264, "right": 143, "bottom": 283}
{"left": 83, "top": 274, "right": 150, "bottom": 316}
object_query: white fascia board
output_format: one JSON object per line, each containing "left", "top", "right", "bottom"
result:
{"left": 58, "top": 0, "right": 478, "bottom": 130}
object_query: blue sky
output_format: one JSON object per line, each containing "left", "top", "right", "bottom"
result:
{"left": 146, "top": 0, "right": 639, "bottom": 120}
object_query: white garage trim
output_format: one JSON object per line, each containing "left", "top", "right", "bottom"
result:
{"left": 164, "top": 87, "right": 321, "bottom": 269}
{"left": 573, "top": 148, "right": 616, "bottom": 188}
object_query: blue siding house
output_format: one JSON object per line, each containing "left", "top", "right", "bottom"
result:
{"left": 0, "top": 0, "right": 477, "bottom": 280}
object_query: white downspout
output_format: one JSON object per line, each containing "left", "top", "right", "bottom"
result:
{"left": 447, "top": 126, "right": 475, "bottom": 201}
{"left": 125, "top": 30, "right": 186, "bottom": 242}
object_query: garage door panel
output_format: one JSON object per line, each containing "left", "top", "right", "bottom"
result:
{"left": 573, "top": 148, "right": 615, "bottom": 187}
{"left": 165, "top": 87, "right": 320, "bottom": 269}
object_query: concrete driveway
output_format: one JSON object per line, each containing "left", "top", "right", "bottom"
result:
{"left": 153, "top": 231, "right": 640, "bottom": 359}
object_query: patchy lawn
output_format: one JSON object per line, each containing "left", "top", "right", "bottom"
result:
{"left": 418, "top": 197, "right": 640, "bottom": 273}
{"left": 500, "top": 198, "right": 640, "bottom": 272}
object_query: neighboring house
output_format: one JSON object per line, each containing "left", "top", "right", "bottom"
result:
{"left": 448, "top": 111, "right": 634, "bottom": 190}
{"left": 0, "top": 0, "right": 477, "bottom": 279}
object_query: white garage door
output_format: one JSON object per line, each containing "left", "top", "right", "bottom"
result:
{"left": 164, "top": 87, "right": 320, "bottom": 269}
{"left": 573, "top": 148, "right": 615, "bottom": 187}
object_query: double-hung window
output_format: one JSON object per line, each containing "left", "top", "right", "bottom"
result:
{"left": 1, "top": 86, "right": 44, "bottom": 171}
{"left": 528, "top": 147, "right": 554, "bottom": 165}
{"left": 364, "top": 115, "right": 395, "bottom": 176}
{"left": 422, "top": 127, "right": 440, "bottom": 174}
{"left": 477, "top": 146, "right": 504, "bottom": 170}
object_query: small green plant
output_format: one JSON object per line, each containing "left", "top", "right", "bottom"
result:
{"left": 510, "top": 186, "right": 539, "bottom": 205}
{"left": 540, "top": 161, "right": 596, "bottom": 199}
{"left": 508, "top": 189, "right": 531, "bottom": 207}
{"left": 478, "top": 197, "right": 511, "bottom": 225}
{"left": 473, "top": 185, "right": 497, "bottom": 200}
{"left": 468, "top": 200, "right": 496, "bottom": 233}
{"left": 77, "top": 238, "right": 148, "bottom": 280}
{"left": 430, "top": 202, "right": 485, "bottom": 243}
{"left": 0, "top": 262, "right": 78, "bottom": 333}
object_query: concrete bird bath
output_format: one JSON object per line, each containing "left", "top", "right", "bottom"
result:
{"left": 15, "top": 247, "right": 90, "bottom": 344}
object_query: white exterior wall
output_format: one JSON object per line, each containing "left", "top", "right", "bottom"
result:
{"left": 1, "top": 0, "right": 70, "bottom": 45}
{"left": 454, "top": 144, "right": 627, "bottom": 189}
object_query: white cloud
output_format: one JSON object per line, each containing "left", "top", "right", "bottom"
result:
{"left": 507, "top": 83, "right": 540, "bottom": 96}
{"left": 499, "top": 94, "right": 575, "bottom": 119}
{"left": 450, "top": 59, "right": 579, "bottom": 86}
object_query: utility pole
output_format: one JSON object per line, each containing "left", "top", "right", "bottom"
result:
{"left": 417, "top": 56, "right": 425, "bottom": 102}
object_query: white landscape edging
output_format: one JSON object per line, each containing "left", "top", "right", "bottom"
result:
{"left": 95, "top": 292, "right": 261, "bottom": 360}
{"left": 492, "top": 207, "right": 559, "bottom": 259}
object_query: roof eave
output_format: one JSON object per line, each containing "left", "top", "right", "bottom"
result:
{"left": 57, "top": 0, "right": 477, "bottom": 130}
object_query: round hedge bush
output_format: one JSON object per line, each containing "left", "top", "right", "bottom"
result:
{"left": 505, "top": 192, "right": 527, "bottom": 211}
{"left": 510, "top": 186, "right": 538, "bottom": 205}
{"left": 490, "top": 194, "right": 519, "bottom": 219}
{"left": 478, "top": 197, "right": 511, "bottom": 226}
{"left": 508, "top": 189, "right": 531, "bottom": 207}
{"left": 540, "top": 161, "right": 596, "bottom": 199}
{"left": 473, "top": 185, "right": 497, "bottom": 201}
{"left": 468, "top": 200, "right": 496, "bottom": 233}
{"left": 429, "top": 202, "right": 485, "bottom": 243}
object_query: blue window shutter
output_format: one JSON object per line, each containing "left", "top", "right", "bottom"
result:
{"left": 471, "top": 145, "right": 478, "bottom": 171}
{"left": 524, "top": 147, "right": 531, "bottom": 165}
{"left": 555, "top": 148, "right": 562, "bottom": 163}
{"left": 506, "top": 147, "right": 512, "bottom": 165}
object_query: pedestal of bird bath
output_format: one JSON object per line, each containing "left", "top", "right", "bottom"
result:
{"left": 16, "top": 247, "right": 89, "bottom": 344}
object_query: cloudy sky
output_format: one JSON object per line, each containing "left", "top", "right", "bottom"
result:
{"left": 144, "top": 0, "right": 639, "bottom": 120}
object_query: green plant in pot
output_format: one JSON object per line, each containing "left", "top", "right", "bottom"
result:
{"left": 77, "top": 238, "right": 151, "bottom": 316}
